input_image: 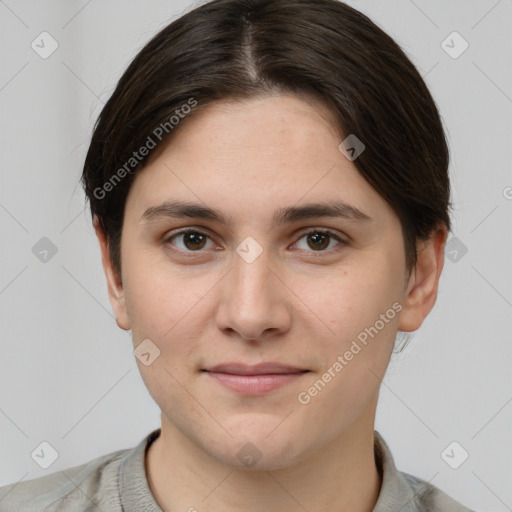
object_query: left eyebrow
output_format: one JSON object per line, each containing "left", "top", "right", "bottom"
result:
{"left": 139, "top": 199, "right": 372, "bottom": 226}
{"left": 272, "top": 201, "right": 372, "bottom": 226}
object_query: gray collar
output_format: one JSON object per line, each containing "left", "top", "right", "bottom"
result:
{"left": 117, "top": 428, "right": 424, "bottom": 512}
{"left": 118, "top": 428, "right": 162, "bottom": 511}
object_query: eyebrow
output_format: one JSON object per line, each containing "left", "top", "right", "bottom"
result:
{"left": 139, "top": 199, "right": 372, "bottom": 227}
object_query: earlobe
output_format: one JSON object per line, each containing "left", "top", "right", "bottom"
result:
{"left": 93, "top": 216, "right": 131, "bottom": 331}
{"left": 398, "top": 225, "right": 448, "bottom": 332}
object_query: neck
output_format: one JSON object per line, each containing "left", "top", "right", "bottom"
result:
{"left": 145, "top": 410, "right": 381, "bottom": 512}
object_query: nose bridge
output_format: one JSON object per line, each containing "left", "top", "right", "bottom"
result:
{"left": 217, "top": 241, "right": 290, "bottom": 340}
{"left": 231, "top": 245, "right": 274, "bottom": 314}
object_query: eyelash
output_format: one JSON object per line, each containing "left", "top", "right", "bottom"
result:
{"left": 163, "top": 228, "right": 347, "bottom": 256}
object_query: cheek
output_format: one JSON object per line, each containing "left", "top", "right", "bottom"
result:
{"left": 290, "top": 258, "right": 403, "bottom": 409}
{"left": 121, "top": 258, "right": 219, "bottom": 416}
{"left": 293, "top": 260, "right": 403, "bottom": 343}
{"left": 294, "top": 271, "right": 400, "bottom": 432}
{"left": 121, "top": 245, "right": 213, "bottom": 340}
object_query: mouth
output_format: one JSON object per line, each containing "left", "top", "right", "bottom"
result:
{"left": 202, "top": 362, "right": 310, "bottom": 395}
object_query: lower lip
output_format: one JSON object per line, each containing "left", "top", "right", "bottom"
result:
{"left": 205, "top": 371, "right": 307, "bottom": 395}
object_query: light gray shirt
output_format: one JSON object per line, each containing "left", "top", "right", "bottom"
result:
{"left": 0, "top": 429, "right": 475, "bottom": 511}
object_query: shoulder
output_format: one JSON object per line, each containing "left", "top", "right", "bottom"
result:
{"left": 373, "top": 431, "right": 476, "bottom": 512}
{"left": 399, "top": 470, "right": 477, "bottom": 512}
{"left": 0, "top": 447, "right": 129, "bottom": 512}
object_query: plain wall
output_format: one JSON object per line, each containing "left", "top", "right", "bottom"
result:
{"left": 0, "top": 1, "right": 511, "bottom": 511}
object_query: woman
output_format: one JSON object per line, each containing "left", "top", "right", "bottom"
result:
{"left": 0, "top": 0, "right": 475, "bottom": 510}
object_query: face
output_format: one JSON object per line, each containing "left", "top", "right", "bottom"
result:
{"left": 98, "top": 93, "right": 443, "bottom": 470}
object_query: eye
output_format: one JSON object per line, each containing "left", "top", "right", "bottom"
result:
{"left": 165, "top": 229, "right": 216, "bottom": 252}
{"left": 294, "top": 229, "right": 345, "bottom": 252}
{"left": 164, "top": 227, "right": 346, "bottom": 255}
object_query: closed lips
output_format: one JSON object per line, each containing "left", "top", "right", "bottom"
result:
{"left": 203, "top": 363, "right": 310, "bottom": 375}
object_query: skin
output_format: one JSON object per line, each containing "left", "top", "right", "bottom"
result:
{"left": 95, "top": 93, "right": 447, "bottom": 512}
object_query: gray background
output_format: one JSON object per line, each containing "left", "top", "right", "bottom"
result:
{"left": 0, "top": 1, "right": 511, "bottom": 510}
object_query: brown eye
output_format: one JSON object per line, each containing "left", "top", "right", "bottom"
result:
{"left": 166, "top": 230, "right": 213, "bottom": 251}
{"left": 295, "top": 230, "right": 344, "bottom": 252}
{"left": 306, "top": 232, "right": 330, "bottom": 250}
{"left": 182, "top": 231, "right": 207, "bottom": 250}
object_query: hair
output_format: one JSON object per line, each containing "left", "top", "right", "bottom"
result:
{"left": 81, "top": 0, "right": 450, "bottom": 277}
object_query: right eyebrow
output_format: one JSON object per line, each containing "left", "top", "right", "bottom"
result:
{"left": 139, "top": 200, "right": 233, "bottom": 226}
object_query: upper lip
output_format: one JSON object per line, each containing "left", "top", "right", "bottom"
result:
{"left": 204, "top": 362, "right": 309, "bottom": 375}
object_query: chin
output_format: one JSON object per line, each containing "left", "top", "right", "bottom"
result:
{"left": 215, "top": 443, "right": 301, "bottom": 472}
{"left": 206, "top": 416, "right": 304, "bottom": 471}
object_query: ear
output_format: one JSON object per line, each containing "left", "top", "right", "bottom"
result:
{"left": 93, "top": 216, "right": 131, "bottom": 331}
{"left": 398, "top": 224, "right": 448, "bottom": 332}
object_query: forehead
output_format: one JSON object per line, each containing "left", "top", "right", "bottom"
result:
{"left": 160, "top": 94, "right": 341, "bottom": 166}
{"left": 125, "top": 94, "right": 394, "bottom": 228}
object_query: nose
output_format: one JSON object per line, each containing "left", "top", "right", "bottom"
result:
{"left": 215, "top": 246, "right": 292, "bottom": 341}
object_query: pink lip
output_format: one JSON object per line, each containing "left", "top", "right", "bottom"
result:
{"left": 203, "top": 362, "right": 309, "bottom": 395}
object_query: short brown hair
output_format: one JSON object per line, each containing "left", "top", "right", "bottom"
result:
{"left": 81, "top": 0, "right": 450, "bottom": 276}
